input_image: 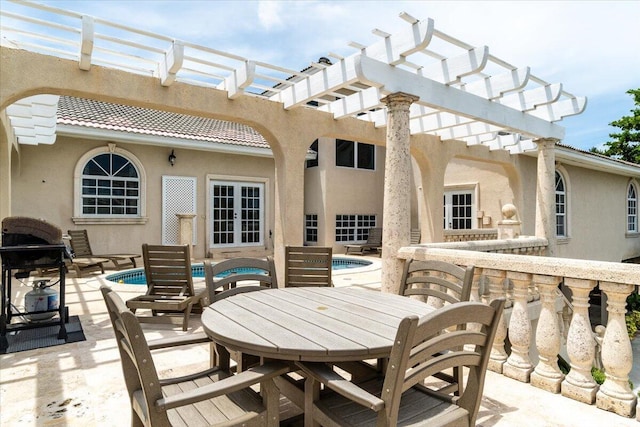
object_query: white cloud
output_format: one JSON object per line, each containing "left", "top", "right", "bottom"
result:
{"left": 258, "top": 0, "right": 284, "bottom": 30}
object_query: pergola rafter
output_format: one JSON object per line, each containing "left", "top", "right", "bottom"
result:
{"left": 0, "top": 1, "right": 586, "bottom": 151}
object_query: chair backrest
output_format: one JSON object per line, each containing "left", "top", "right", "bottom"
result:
{"left": 381, "top": 299, "right": 505, "bottom": 426}
{"left": 366, "top": 227, "right": 382, "bottom": 245}
{"left": 284, "top": 246, "right": 332, "bottom": 287}
{"left": 142, "top": 244, "right": 195, "bottom": 297}
{"left": 204, "top": 257, "right": 277, "bottom": 303}
{"left": 67, "top": 229, "right": 93, "bottom": 257}
{"left": 100, "top": 285, "right": 170, "bottom": 426}
{"left": 399, "top": 259, "right": 474, "bottom": 306}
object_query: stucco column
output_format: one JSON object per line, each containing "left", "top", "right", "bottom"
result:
{"left": 534, "top": 138, "right": 557, "bottom": 256}
{"left": 176, "top": 213, "right": 196, "bottom": 257}
{"left": 0, "top": 121, "right": 11, "bottom": 220}
{"left": 272, "top": 143, "right": 308, "bottom": 285}
{"left": 380, "top": 92, "right": 418, "bottom": 294}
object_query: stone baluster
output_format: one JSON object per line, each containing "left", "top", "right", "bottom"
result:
{"left": 484, "top": 268, "right": 508, "bottom": 373}
{"left": 596, "top": 281, "right": 637, "bottom": 417}
{"left": 561, "top": 278, "right": 598, "bottom": 404}
{"left": 470, "top": 268, "right": 483, "bottom": 303}
{"left": 504, "top": 272, "right": 534, "bottom": 382}
{"left": 531, "top": 274, "right": 564, "bottom": 393}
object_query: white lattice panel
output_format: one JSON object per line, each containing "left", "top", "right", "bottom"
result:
{"left": 162, "top": 176, "right": 197, "bottom": 244}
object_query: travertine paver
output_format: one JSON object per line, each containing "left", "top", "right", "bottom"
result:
{"left": 0, "top": 259, "right": 635, "bottom": 426}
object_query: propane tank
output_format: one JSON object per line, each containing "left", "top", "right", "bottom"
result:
{"left": 25, "top": 280, "right": 59, "bottom": 321}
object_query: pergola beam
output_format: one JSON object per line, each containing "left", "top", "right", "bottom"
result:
{"left": 355, "top": 55, "right": 565, "bottom": 140}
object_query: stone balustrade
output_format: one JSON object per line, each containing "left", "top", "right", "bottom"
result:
{"left": 398, "top": 246, "right": 640, "bottom": 419}
{"left": 424, "top": 235, "right": 547, "bottom": 255}
{"left": 443, "top": 228, "right": 498, "bottom": 242}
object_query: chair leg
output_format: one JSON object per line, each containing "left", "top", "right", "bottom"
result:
{"left": 262, "top": 379, "right": 280, "bottom": 427}
{"left": 182, "top": 303, "right": 194, "bottom": 331}
{"left": 304, "top": 377, "right": 321, "bottom": 427}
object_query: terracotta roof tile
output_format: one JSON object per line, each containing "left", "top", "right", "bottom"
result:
{"left": 56, "top": 96, "right": 270, "bottom": 149}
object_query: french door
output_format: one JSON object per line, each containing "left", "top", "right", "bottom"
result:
{"left": 209, "top": 180, "right": 264, "bottom": 248}
{"left": 443, "top": 190, "right": 474, "bottom": 230}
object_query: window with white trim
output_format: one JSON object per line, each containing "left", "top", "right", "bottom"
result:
{"left": 305, "top": 214, "right": 318, "bottom": 243}
{"left": 443, "top": 191, "right": 474, "bottom": 230}
{"left": 555, "top": 171, "right": 567, "bottom": 237}
{"left": 335, "top": 214, "right": 376, "bottom": 243}
{"left": 81, "top": 152, "right": 139, "bottom": 216}
{"left": 628, "top": 182, "right": 638, "bottom": 233}
{"left": 336, "top": 139, "right": 375, "bottom": 170}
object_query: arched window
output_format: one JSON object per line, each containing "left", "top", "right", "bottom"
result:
{"left": 555, "top": 171, "right": 567, "bottom": 237}
{"left": 74, "top": 144, "right": 146, "bottom": 224}
{"left": 628, "top": 182, "right": 638, "bottom": 233}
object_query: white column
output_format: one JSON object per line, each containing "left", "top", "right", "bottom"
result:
{"left": 596, "top": 281, "right": 637, "bottom": 417}
{"left": 380, "top": 92, "right": 418, "bottom": 294}
{"left": 534, "top": 138, "right": 557, "bottom": 256}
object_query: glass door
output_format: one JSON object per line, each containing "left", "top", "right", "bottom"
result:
{"left": 210, "top": 180, "right": 264, "bottom": 248}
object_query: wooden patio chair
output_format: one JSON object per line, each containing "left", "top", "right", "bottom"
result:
{"left": 125, "top": 244, "right": 205, "bottom": 331}
{"left": 67, "top": 229, "right": 140, "bottom": 270}
{"left": 399, "top": 259, "right": 475, "bottom": 396}
{"left": 101, "top": 285, "right": 289, "bottom": 427}
{"left": 344, "top": 227, "right": 382, "bottom": 255}
{"left": 284, "top": 246, "right": 332, "bottom": 287}
{"left": 296, "top": 299, "right": 505, "bottom": 427}
{"left": 204, "top": 257, "right": 278, "bottom": 371}
{"left": 400, "top": 259, "right": 474, "bottom": 307}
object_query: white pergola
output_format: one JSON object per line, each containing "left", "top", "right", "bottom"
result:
{"left": 0, "top": 1, "right": 586, "bottom": 290}
{"left": 1, "top": 3, "right": 585, "bottom": 151}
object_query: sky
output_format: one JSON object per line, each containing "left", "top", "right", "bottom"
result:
{"left": 3, "top": 0, "right": 639, "bottom": 151}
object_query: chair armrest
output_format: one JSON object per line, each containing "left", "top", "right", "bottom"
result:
{"left": 147, "top": 331, "right": 211, "bottom": 350}
{"left": 158, "top": 361, "right": 291, "bottom": 410}
{"left": 296, "top": 361, "right": 385, "bottom": 412}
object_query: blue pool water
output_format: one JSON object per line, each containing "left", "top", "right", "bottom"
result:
{"left": 106, "top": 257, "right": 372, "bottom": 285}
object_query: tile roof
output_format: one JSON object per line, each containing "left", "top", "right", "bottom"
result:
{"left": 56, "top": 96, "right": 270, "bottom": 149}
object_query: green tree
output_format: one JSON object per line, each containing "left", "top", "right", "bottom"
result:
{"left": 594, "top": 88, "right": 640, "bottom": 164}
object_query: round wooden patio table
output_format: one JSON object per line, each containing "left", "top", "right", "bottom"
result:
{"left": 201, "top": 287, "right": 436, "bottom": 362}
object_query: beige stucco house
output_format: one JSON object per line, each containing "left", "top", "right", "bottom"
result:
{"left": 4, "top": 4, "right": 640, "bottom": 421}
{"left": 4, "top": 94, "right": 639, "bottom": 266}
{"left": 1, "top": 2, "right": 639, "bottom": 283}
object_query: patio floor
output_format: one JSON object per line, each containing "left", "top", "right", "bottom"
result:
{"left": 0, "top": 257, "right": 635, "bottom": 426}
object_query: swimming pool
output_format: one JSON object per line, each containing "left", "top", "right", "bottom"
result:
{"left": 106, "top": 257, "right": 373, "bottom": 285}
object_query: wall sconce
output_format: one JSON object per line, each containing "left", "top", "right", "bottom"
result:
{"left": 168, "top": 149, "right": 176, "bottom": 166}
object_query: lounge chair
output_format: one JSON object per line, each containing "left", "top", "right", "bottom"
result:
{"left": 344, "top": 227, "right": 382, "bottom": 255}
{"left": 296, "top": 299, "right": 505, "bottom": 427}
{"left": 67, "top": 229, "right": 140, "bottom": 270}
{"left": 125, "top": 244, "right": 206, "bottom": 331}
{"left": 101, "top": 285, "right": 288, "bottom": 427}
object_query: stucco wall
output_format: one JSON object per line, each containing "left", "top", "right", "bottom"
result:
{"left": 11, "top": 135, "right": 276, "bottom": 259}
{"left": 305, "top": 137, "right": 386, "bottom": 253}
{"left": 444, "top": 158, "right": 517, "bottom": 229}
{"left": 555, "top": 163, "right": 640, "bottom": 262}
